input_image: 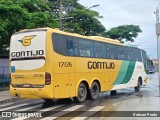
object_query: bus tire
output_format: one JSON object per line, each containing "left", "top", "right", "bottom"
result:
{"left": 74, "top": 82, "right": 87, "bottom": 103}
{"left": 110, "top": 90, "right": 117, "bottom": 96}
{"left": 90, "top": 82, "right": 99, "bottom": 100}
{"left": 134, "top": 78, "right": 141, "bottom": 92}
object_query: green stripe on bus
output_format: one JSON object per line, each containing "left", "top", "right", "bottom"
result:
{"left": 114, "top": 61, "right": 129, "bottom": 85}
{"left": 121, "top": 61, "right": 136, "bottom": 84}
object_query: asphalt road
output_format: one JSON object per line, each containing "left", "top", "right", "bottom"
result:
{"left": 0, "top": 72, "right": 159, "bottom": 120}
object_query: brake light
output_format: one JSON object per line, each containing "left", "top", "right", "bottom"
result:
{"left": 45, "top": 72, "right": 51, "bottom": 85}
{"left": 10, "top": 73, "right": 11, "bottom": 84}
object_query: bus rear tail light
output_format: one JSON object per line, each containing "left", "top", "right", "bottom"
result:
{"left": 10, "top": 73, "right": 11, "bottom": 84}
{"left": 45, "top": 72, "right": 51, "bottom": 85}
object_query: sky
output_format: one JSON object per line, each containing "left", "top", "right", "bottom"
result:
{"left": 79, "top": 0, "right": 158, "bottom": 59}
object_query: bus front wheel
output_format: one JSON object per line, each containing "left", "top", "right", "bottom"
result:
{"left": 90, "top": 82, "right": 99, "bottom": 100}
{"left": 134, "top": 78, "right": 141, "bottom": 92}
{"left": 74, "top": 83, "right": 87, "bottom": 103}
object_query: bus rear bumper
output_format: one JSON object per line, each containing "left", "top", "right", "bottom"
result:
{"left": 10, "top": 85, "right": 53, "bottom": 99}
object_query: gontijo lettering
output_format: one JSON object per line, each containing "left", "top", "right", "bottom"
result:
{"left": 88, "top": 61, "right": 115, "bottom": 69}
{"left": 11, "top": 50, "right": 44, "bottom": 58}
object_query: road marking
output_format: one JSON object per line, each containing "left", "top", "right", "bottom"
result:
{"left": 0, "top": 99, "right": 43, "bottom": 108}
{"left": 40, "top": 117, "right": 55, "bottom": 120}
{"left": 16, "top": 104, "right": 42, "bottom": 111}
{"left": 11, "top": 105, "right": 64, "bottom": 120}
{"left": 71, "top": 117, "right": 87, "bottom": 120}
{"left": 0, "top": 102, "right": 13, "bottom": 107}
{"left": 10, "top": 116, "right": 26, "bottom": 120}
{"left": 39, "top": 105, "right": 64, "bottom": 111}
{"left": 1, "top": 104, "right": 104, "bottom": 120}
{"left": 0, "top": 103, "right": 27, "bottom": 111}
{"left": 88, "top": 106, "right": 105, "bottom": 111}
{"left": 71, "top": 106, "right": 105, "bottom": 120}
{"left": 40, "top": 105, "right": 84, "bottom": 120}
{"left": 63, "top": 105, "right": 84, "bottom": 111}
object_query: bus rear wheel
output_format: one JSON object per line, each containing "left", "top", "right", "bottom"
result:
{"left": 90, "top": 82, "right": 99, "bottom": 100}
{"left": 74, "top": 83, "right": 87, "bottom": 103}
{"left": 134, "top": 78, "right": 141, "bottom": 92}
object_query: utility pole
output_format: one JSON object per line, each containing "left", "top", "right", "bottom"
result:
{"left": 58, "top": 3, "right": 99, "bottom": 31}
{"left": 155, "top": 7, "right": 160, "bottom": 96}
{"left": 59, "top": 0, "right": 62, "bottom": 30}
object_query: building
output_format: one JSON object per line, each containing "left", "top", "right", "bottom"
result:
{"left": 0, "top": 57, "right": 9, "bottom": 75}
{"left": 152, "top": 59, "right": 158, "bottom": 67}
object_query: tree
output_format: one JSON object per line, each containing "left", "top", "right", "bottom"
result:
{"left": 0, "top": 0, "right": 142, "bottom": 56}
{"left": 63, "top": 5, "right": 106, "bottom": 36}
{"left": 50, "top": 0, "right": 106, "bottom": 35}
{"left": 102, "top": 25, "right": 142, "bottom": 43}
{"left": 0, "top": 0, "right": 59, "bottom": 56}
{"left": 0, "top": 0, "right": 106, "bottom": 56}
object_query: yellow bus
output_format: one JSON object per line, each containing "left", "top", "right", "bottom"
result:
{"left": 10, "top": 28, "right": 149, "bottom": 102}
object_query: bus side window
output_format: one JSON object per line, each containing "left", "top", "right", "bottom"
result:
{"left": 52, "top": 33, "right": 67, "bottom": 55}
{"left": 79, "top": 39, "right": 94, "bottom": 57}
{"left": 142, "top": 50, "right": 148, "bottom": 72}
{"left": 126, "top": 47, "right": 130, "bottom": 60}
{"left": 107, "top": 44, "right": 117, "bottom": 59}
{"left": 135, "top": 49, "right": 142, "bottom": 62}
{"left": 66, "top": 36, "right": 74, "bottom": 56}
{"left": 126, "top": 47, "right": 135, "bottom": 61}
{"left": 66, "top": 38, "right": 79, "bottom": 56}
{"left": 94, "top": 42, "right": 106, "bottom": 58}
{"left": 117, "top": 46, "right": 125, "bottom": 60}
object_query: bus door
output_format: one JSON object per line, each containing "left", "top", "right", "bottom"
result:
{"left": 54, "top": 69, "right": 75, "bottom": 98}
{"left": 54, "top": 57, "right": 70, "bottom": 98}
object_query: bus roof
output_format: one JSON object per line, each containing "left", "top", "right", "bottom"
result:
{"left": 50, "top": 28, "right": 124, "bottom": 46}
{"left": 14, "top": 27, "right": 124, "bottom": 46}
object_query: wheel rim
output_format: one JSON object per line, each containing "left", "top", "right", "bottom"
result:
{"left": 79, "top": 86, "right": 86, "bottom": 98}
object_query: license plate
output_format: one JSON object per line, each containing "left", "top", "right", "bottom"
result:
{"left": 23, "top": 84, "right": 31, "bottom": 87}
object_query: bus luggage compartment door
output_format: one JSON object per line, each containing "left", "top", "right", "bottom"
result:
{"left": 54, "top": 73, "right": 69, "bottom": 98}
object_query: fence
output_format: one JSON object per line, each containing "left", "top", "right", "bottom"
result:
{"left": 0, "top": 66, "right": 10, "bottom": 86}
